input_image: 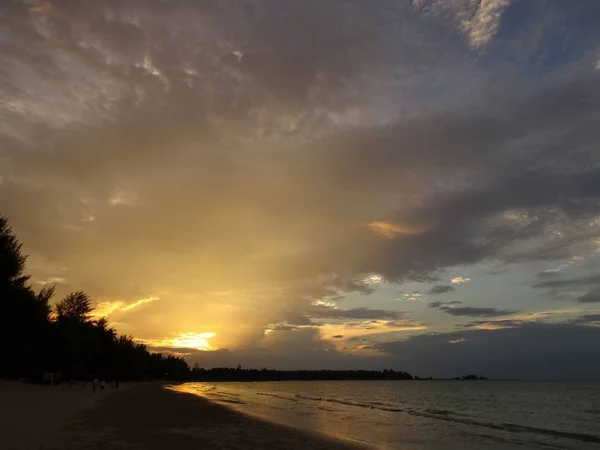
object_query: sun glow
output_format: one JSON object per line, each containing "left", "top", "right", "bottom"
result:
{"left": 170, "top": 332, "right": 216, "bottom": 350}
{"left": 138, "top": 332, "right": 217, "bottom": 351}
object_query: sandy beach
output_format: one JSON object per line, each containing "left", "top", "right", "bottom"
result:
{"left": 0, "top": 380, "right": 119, "bottom": 450}
{"left": 1, "top": 381, "right": 363, "bottom": 450}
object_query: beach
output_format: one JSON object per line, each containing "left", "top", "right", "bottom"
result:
{"left": 0, "top": 381, "right": 362, "bottom": 450}
{"left": 5, "top": 379, "right": 598, "bottom": 450}
{"left": 0, "top": 380, "right": 117, "bottom": 450}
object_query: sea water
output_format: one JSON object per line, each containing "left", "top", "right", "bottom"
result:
{"left": 174, "top": 380, "right": 600, "bottom": 449}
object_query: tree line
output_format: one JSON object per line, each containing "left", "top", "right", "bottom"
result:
{"left": 189, "top": 366, "right": 414, "bottom": 381}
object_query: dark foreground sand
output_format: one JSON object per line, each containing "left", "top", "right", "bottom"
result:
{"left": 0, "top": 380, "right": 119, "bottom": 450}
{"left": 2, "top": 381, "right": 364, "bottom": 449}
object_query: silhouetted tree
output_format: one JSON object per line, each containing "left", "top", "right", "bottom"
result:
{"left": 35, "top": 284, "right": 55, "bottom": 320}
{"left": 55, "top": 291, "right": 93, "bottom": 322}
{"left": 0, "top": 216, "right": 29, "bottom": 292}
{"left": 188, "top": 366, "right": 414, "bottom": 382}
{"left": 0, "top": 215, "right": 191, "bottom": 382}
{"left": 0, "top": 216, "right": 51, "bottom": 378}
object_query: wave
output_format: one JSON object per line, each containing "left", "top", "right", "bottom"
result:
{"left": 423, "top": 408, "right": 458, "bottom": 416}
{"left": 257, "top": 392, "right": 299, "bottom": 402}
{"left": 217, "top": 398, "right": 248, "bottom": 405}
{"left": 212, "top": 390, "right": 241, "bottom": 398}
{"left": 294, "top": 394, "right": 404, "bottom": 412}
{"left": 286, "top": 394, "right": 600, "bottom": 444}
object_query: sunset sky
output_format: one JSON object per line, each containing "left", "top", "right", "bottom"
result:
{"left": 2, "top": 0, "right": 600, "bottom": 378}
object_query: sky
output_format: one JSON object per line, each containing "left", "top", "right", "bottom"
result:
{"left": 2, "top": 0, "right": 600, "bottom": 379}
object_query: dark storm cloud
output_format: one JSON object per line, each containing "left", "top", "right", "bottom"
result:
{"left": 429, "top": 285, "right": 455, "bottom": 294}
{"left": 310, "top": 306, "right": 403, "bottom": 320}
{"left": 429, "top": 301, "right": 462, "bottom": 308}
{"left": 428, "top": 301, "right": 517, "bottom": 318}
{"left": 570, "top": 314, "right": 600, "bottom": 325}
{"left": 2, "top": 0, "right": 600, "bottom": 350}
{"left": 532, "top": 274, "right": 600, "bottom": 290}
{"left": 460, "top": 310, "right": 569, "bottom": 329}
{"left": 461, "top": 319, "right": 523, "bottom": 329}
{"left": 266, "top": 324, "right": 300, "bottom": 332}
{"left": 286, "top": 305, "right": 405, "bottom": 325}
{"left": 379, "top": 323, "right": 600, "bottom": 379}
{"left": 536, "top": 270, "right": 560, "bottom": 279}
{"left": 285, "top": 313, "right": 314, "bottom": 326}
{"left": 384, "top": 319, "right": 423, "bottom": 328}
{"left": 577, "top": 289, "right": 600, "bottom": 304}
{"left": 431, "top": 304, "right": 518, "bottom": 318}
{"left": 532, "top": 275, "right": 600, "bottom": 303}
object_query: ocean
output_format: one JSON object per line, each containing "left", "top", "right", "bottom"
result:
{"left": 173, "top": 380, "right": 600, "bottom": 449}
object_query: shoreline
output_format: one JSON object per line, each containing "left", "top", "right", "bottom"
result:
{"left": 41, "top": 382, "right": 365, "bottom": 449}
{"left": 167, "top": 383, "right": 372, "bottom": 448}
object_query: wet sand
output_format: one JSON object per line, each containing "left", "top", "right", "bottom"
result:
{"left": 17, "top": 382, "right": 364, "bottom": 449}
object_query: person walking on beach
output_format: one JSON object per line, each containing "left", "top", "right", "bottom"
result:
{"left": 92, "top": 378, "right": 99, "bottom": 393}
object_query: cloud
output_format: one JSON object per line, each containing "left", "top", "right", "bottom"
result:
{"left": 460, "top": 309, "right": 587, "bottom": 330}
{"left": 286, "top": 305, "right": 405, "bottom": 326}
{"left": 441, "top": 307, "right": 518, "bottom": 318}
{"left": 34, "top": 277, "right": 67, "bottom": 285}
{"left": 313, "top": 307, "right": 403, "bottom": 320}
{"left": 570, "top": 314, "right": 600, "bottom": 325}
{"left": 265, "top": 324, "right": 300, "bottom": 332}
{"left": 429, "top": 300, "right": 462, "bottom": 308}
{"left": 397, "top": 291, "right": 425, "bottom": 302}
{"left": 450, "top": 277, "right": 471, "bottom": 285}
{"left": 577, "top": 289, "right": 600, "bottom": 304}
{"left": 413, "top": 0, "right": 512, "bottom": 49}
{"left": 461, "top": 319, "right": 523, "bottom": 330}
{"left": 429, "top": 285, "right": 455, "bottom": 294}
{"left": 536, "top": 270, "right": 560, "bottom": 279}
{"left": 533, "top": 274, "right": 600, "bottom": 290}
{"left": 92, "top": 296, "right": 159, "bottom": 318}
{"left": 532, "top": 275, "right": 600, "bottom": 303}
{"left": 431, "top": 304, "right": 518, "bottom": 318}
{"left": 459, "top": 0, "right": 512, "bottom": 49}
